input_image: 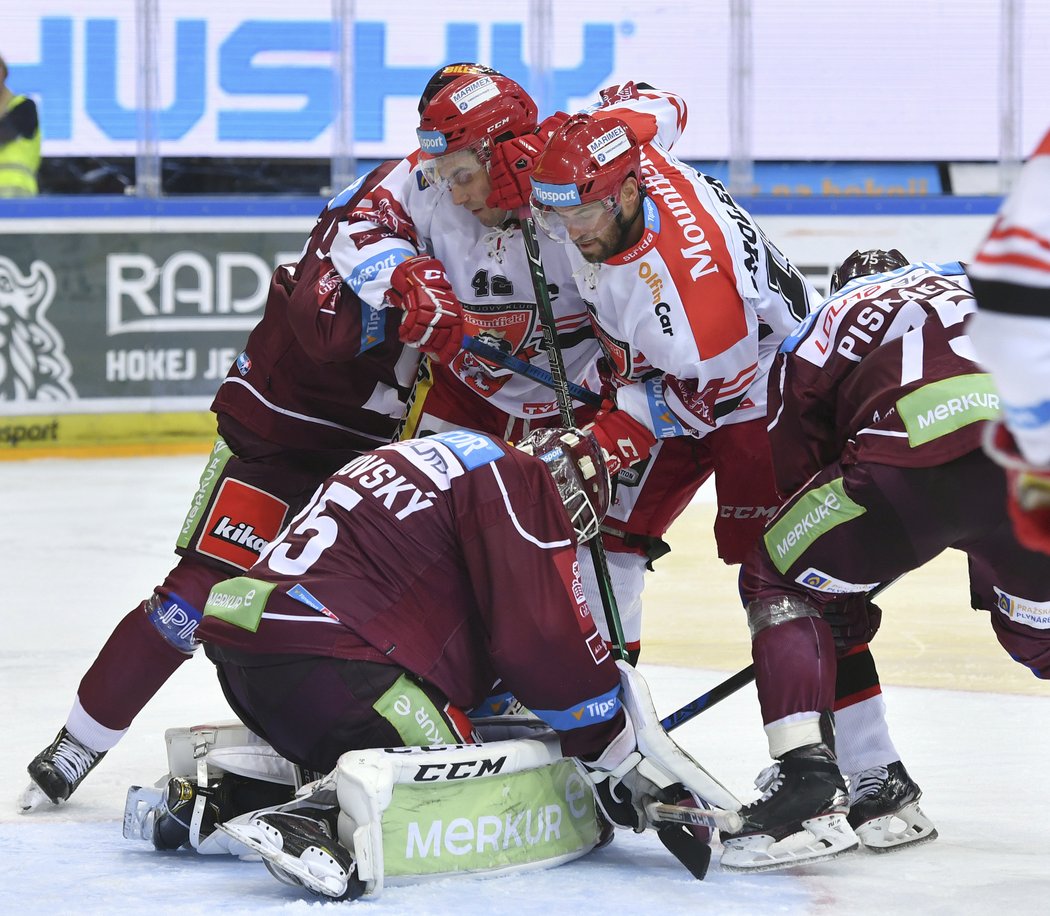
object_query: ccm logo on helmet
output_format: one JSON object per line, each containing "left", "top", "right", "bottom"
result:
{"left": 531, "top": 181, "right": 582, "bottom": 206}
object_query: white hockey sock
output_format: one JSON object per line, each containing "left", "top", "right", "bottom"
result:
{"left": 66, "top": 696, "right": 128, "bottom": 752}
{"left": 833, "top": 694, "right": 900, "bottom": 775}
{"left": 576, "top": 547, "right": 646, "bottom": 646}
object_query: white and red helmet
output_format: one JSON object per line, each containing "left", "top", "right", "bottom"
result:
{"left": 416, "top": 73, "right": 538, "bottom": 164}
{"left": 516, "top": 427, "right": 611, "bottom": 544}
{"left": 529, "top": 113, "right": 641, "bottom": 210}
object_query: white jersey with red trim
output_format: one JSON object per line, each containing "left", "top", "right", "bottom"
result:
{"left": 968, "top": 127, "right": 1050, "bottom": 465}
{"left": 564, "top": 143, "right": 818, "bottom": 440}
{"left": 328, "top": 157, "right": 601, "bottom": 419}
{"left": 326, "top": 82, "right": 692, "bottom": 422}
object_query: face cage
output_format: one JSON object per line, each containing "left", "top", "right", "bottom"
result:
{"left": 559, "top": 481, "right": 602, "bottom": 544}
{"left": 420, "top": 141, "right": 492, "bottom": 193}
{"left": 531, "top": 195, "right": 621, "bottom": 245}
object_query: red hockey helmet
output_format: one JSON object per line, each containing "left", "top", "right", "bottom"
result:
{"left": 516, "top": 427, "right": 611, "bottom": 545}
{"left": 417, "top": 62, "right": 500, "bottom": 116}
{"left": 416, "top": 74, "right": 538, "bottom": 191}
{"left": 830, "top": 248, "right": 910, "bottom": 293}
{"left": 529, "top": 113, "right": 642, "bottom": 243}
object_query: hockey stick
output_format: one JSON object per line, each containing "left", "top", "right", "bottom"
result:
{"left": 660, "top": 577, "right": 901, "bottom": 731}
{"left": 462, "top": 336, "right": 603, "bottom": 408}
{"left": 517, "top": 213, "right": 629, "bottom": 661}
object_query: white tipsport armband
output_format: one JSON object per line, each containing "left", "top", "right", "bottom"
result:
{"left": 334, "top": 731, "right": 603, "bottom": 897}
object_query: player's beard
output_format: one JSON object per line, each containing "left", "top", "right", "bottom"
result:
{"left": 576, "top": 206, "right": 643, "bottom": 264}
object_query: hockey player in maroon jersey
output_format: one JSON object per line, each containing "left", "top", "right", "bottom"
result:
{"left": 159, "top": 428, "right": 737, "bottom": 899}
{"left": 528, "top": 117, "right": 932, "bottom": 851}
{"left": 17, "top": 63, "right": 497, "bottom": 812}
{"left": 717, "top": 251, "right": 1050, "bottom": 871}
{"left": 968, "top": 127, "right": 1050, "bottom": 553}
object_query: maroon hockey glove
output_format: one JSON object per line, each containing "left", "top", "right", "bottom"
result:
{"left": 822, "top": 596, "right": 883, "bottom": 652}
{"left": 385, "top": 256, "right": 468, "bottom": 364}
{"left": 984, "top": 420, "right": 1050, "bottom": 555}
{"left": 584, "top": 400, "right": 657, "bottom": 476}
{"left": 486, "top": 113, "right": 569, "bottom": 210}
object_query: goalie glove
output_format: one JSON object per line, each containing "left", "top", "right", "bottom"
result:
{"left": 584, "top": 399, "right": 657, "bottom": 476}
{"left": 579, "top": 663, "right": 741, "bottom": 881}
{"left": 384, "top": 255, "right": 469, "bottom": 364}
{"left": 486, "top": 113, "right": 569, "bottom": 210}
{"left": 984, "top": 420, "right": 1050, "bottom": 555}
{"left": 581, "top": 662, "right": 740, "bottom": 832}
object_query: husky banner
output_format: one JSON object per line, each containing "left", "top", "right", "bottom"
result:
{"left": 4, "top": 0, "right": 1049, "bottom": 162}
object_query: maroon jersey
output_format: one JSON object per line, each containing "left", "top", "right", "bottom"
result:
{"left": 768, "top": 263, "right": 999, "bottom": 496}
{"left": 210, "top": 160, "right": 419, "bottom": 453}
{"left": 197, "top": 431, "right": 622, "bottom": 749}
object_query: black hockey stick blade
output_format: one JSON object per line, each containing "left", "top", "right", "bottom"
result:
{"left": 660, "top": 664, "right": 756, "bottom": 731}
{"left": 657, "top": 824, "right": 712, "bottom": 880}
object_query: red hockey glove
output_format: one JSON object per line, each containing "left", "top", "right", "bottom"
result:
{"left": 984, "top": 420, "right": 1050, "bottom": 555}
{"left": 385, "top": 256, "right": 465, "bottom": 364}
{"left": 486, "top": 113, "right": 569, "bottom": 210}
{"left": 584, "top": 400, "right": 657, "bottom": 476}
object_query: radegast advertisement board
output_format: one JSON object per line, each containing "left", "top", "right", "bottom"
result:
{"left": 5, "top": 0, "right": 1050, "bottom": 162}
{"left": 0, "top": 219, "right": 306, "bottom": 453}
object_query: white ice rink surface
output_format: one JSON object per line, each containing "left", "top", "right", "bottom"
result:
{"left": 3, "top": 454, "right": 1049, "bottom": 914}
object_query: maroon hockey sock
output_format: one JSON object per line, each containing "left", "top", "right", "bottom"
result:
{"left": 75, "top": 604, "right": 192, "bottom": 731}
{"left": 752, "top": 616, "right": 836, "bottom": 726}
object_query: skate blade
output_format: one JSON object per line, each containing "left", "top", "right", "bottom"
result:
{"left": 218, "top": 822, "right": 350, "bottom": 899}
{"left": 18, "top": 781, "right": 57, "bottom": 813}
{"left": 720, "top": 812, "right": 860, "bottom": 873}
{"left": 854, "top": 801, "right": 939, "bottom": 852}
{"left": 123, "top": 786, "right": 165, "bottom": 840}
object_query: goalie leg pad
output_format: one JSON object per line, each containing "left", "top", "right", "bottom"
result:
{"left": 334, "top": 733, "right": 603, "bottom": 897}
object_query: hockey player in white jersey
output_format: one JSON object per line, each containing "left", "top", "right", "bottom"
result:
{"left": 330, "top": 72, "right": 697, "bottom": 659}
{"left": 528, "top": 114, "right": 937, "bottom": 852}
{"left": 968, "top": 127, "right": 1050, "bottom": 554}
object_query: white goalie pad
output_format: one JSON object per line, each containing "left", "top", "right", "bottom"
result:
{"left": 334, "top": 731, "right": 603, "bottom": 897}
{"left": 618, "top": 661, "right": 742, "bottom": 814}
{"left": 163, "top": 721, "right": 296, "bottom": 785}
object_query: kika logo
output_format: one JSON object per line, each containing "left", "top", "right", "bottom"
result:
{"left": 0, "top": 256, "right": 76, "bottom": 402}
{"left": 209, "top": 516, "right": 268, "bottom": 552}
{"left": 197, "top": 478, "right": 289, "bottom": 570}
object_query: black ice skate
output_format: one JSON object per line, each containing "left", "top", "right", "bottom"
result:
{"left": 720, "top": 743, "right": 859, "bottom": 872}
{"left": 19, "top": 727, "right": 106, "bottom": 810}
{"left": 847, "top": 760, "right": 938, "bottom": 851}
{"left": 220, "top": 811, "right": 366, "bottom": 902}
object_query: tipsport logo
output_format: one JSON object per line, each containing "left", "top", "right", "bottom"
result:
{"left": 11, "top": 14, "right": 621, "bottom": 147}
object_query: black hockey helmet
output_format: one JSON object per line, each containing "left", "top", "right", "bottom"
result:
{"left": 830, "top": 248, "right": 909, "bottom": 293}
{"left": 516, "top": 427, "right": 611, "bottom": 544}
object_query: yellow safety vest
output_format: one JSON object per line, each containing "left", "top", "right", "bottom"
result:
{"left": 0, "top": 95, "right": 41, "bottom": 197}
